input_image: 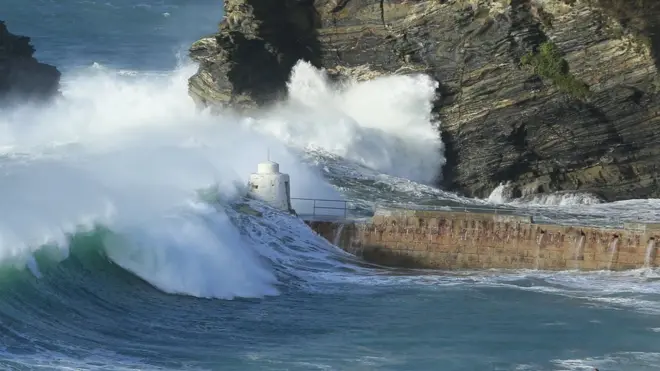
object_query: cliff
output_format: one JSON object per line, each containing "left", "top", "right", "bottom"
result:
{"left": 188, "top": 0, "right": 660, "bottom": 202}
{"left": 0, "top": 21, "right": 60, "bottom": 103}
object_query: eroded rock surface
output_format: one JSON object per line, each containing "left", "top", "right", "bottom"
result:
{"left": 189, "top": 0, "right": 660, "bottom": 202}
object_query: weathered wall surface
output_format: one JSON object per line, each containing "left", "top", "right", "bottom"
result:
{"left": 305, "top": 210, "right": 660, "bottom": 271}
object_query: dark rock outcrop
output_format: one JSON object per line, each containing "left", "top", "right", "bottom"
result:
{"left": 189, "top": 0, "right": 660, "bottom": 202}
{"left": 188, "top": 0, "right": 321, "bottom": 110}
{"left": 0, "top": 21, "right": 60, "bottom": 103}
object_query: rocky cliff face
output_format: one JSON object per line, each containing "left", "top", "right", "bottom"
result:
{"left": 189, "top": 0, "right": 660, "bottom": 202}
{"left": 0, "top": 21, "right": 60, "bottom": 104}
{"left": 188, "top": 0, "right": 321, "bottom": 109}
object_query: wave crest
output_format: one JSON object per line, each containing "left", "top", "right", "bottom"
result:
{"left": 0, "top": 58, "right": 442, "bottom": 298}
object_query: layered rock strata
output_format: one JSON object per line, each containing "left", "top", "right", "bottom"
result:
{"left": 189, "top": 0, "right": 660, "bottom": 202}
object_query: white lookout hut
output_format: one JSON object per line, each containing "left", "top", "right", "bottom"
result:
{"left": 247, "top": 160, "right": 294, "bottom": 213}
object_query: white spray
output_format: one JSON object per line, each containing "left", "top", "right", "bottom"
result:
{"left": 248, "top": 61, "right": 444, "bottom": 184}
{"left": 608, "top": 237, "right": 619, "bottom": 271}
{"left": 0, "top": 60, "right": 443, "bottom": 298}
{"left": 645, "top": 239, "right": 656, "bottom": 269}
{"left": 572, "top": 234, "right": 585, "bottom": 270}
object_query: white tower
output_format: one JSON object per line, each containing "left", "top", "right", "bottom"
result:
{"left": 247, "top": 160, "right": 294, "bottom": 213}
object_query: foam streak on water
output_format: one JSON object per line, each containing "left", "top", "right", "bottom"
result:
{"left": 486, "top": 183, "right": 660, "bottom": 227}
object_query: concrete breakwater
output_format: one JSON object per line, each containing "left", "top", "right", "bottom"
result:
{"left": 304, "top": 208, "right": 660, "bottom": 271}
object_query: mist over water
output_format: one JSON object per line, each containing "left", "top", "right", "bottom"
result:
{"left": 251, "top": 63, "right": 444, "bottom": 184}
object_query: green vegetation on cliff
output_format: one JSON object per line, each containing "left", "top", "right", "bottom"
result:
{"left": 520, "top": 42, "right": 590, "bottom": 99}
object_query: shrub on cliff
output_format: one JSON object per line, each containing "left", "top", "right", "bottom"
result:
{"left": 521, "top": 42, "right": 590, "bottom": 99}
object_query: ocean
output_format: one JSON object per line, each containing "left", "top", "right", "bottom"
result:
{"left": 2, "top": 1, "right": 660, "bottom": 370}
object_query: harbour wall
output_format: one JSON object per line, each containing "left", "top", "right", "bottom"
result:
{"left": 304, "top": 209, "right": 660, "bottom": 271}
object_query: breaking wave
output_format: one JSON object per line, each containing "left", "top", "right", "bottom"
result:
{"left": 5, "top": 0, "right": 660, "bottom": 369}
{"left": 486, "top": 183, "right": 605, "bottom": 206}
{"left": 485, "top": 182, "right": 660, "bottom": 227}
{"left": 0, "top": 58, "right": 442, "bottom": 299}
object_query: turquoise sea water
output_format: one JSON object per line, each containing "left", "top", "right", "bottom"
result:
{"left": 1, "top": 1, "right": 660, "bottom": 370}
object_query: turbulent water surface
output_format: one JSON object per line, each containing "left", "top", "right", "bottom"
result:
{"left": 2, "top": 1, "right": 660, "bottom": 370}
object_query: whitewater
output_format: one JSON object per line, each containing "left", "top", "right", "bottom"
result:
{"left": 2, "top": 0, "right": 660, "bottom": 370}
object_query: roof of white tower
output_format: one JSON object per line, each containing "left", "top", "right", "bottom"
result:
{"left": 257, "top": 160, "right": 280, "bottom": 174}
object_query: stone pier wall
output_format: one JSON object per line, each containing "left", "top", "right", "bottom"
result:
{"left": 304, "top": 209, "right": 660, "bottom": 271}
